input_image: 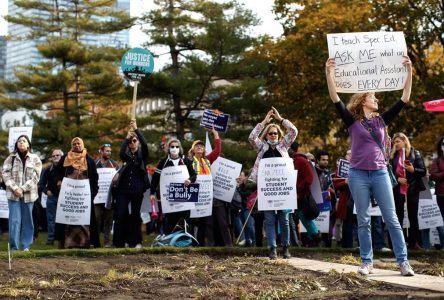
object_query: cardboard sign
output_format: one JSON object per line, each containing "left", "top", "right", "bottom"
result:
{"left": 200, "top": 109, "right": 230, "bottom": 132}
{"left": 56, "top": 178, "right": 91, "bottom": 225}
{"left": 257, "top": 157, "right": 297, "bottom": 211}
{"left": 159, "top": 165, "right": 195, "bottom": 213}
{"left": 327, "top": 31, "right": 407, "bottom": 93}
{"left": 190, "top": 175, "right": 213, "bottom": 218}
{"left": 337, "top": 159, "right": 350, "bottom": 178}
{"left": 211, "top": 157, "right": 242, "bottom": 202}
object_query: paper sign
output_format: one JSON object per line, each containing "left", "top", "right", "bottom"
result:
{"left": 8, "top": 127, "right": 33, "bottom": 153}
{"left": 94, "top": 168, "right": 117, "bottom": 204}
{"left": 0, "top": 190, "right": 9, "bottom": 218}
{"left": 160, "top": 165, "right": 195, "bottom": 213}
{"left": 257, "top": 157, "right": 297, "bottom": 211}
{"left": 211, "top": 157, "right": 242, "bottom": 202}
{"left": 56, "top": 178, "right": 91, "bottom": 225}
{"left": 168, "top": 183, "right": 199, "bottom": 202}
{"left": 327, "top": 31, "right": 407, "bottom": 93}
{"left": 337, "top": 159, "right": 350, "bottom": 178}
{"left": 200, "top": 109, "right": 230, "bottom": 132}
{"left": 418, "top": 197, "right": 443, "bottom": 230}
{"left": 190, "top": 175, "right": 213, "bottom": 218}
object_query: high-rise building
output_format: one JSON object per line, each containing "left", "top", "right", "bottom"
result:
{"left": 5, "top": 0, "right": 130, "bottom": 81}
{"left": 0, "top": 36, "right": 6, "bottom": 80}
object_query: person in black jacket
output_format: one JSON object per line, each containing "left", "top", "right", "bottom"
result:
{"left": 54, "top": 138, "right": 100, "bottom": 249}
{"left": 390, "top": 132, "right": 426, "bottom": 250}
{"left": 38, "top": 149, "right": 63, "bottom": 245}
{"left": 113, "top": 120, "right": 149, "bottom": 248}
{"left": 150, "top": 138, "right": 196, "bottom": 235}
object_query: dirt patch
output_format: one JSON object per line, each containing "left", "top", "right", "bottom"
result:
{"left": 1, "top": 253, "right": 443, "bottom": 299}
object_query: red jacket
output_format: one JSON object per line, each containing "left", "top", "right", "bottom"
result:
{"left": 333, "top": 176, "right": 350, "bottom": 220}
{"left": 431, "top": 156, "right": 444, "bottom": 195}
{"left": 292, "top": 153, "right": 314, "bottom": 207}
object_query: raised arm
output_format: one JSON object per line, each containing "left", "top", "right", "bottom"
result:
{"left": 400, "top": 56, "right": 412, "bottom": 103}
{"left": 325, "top": 58, "right": 341, "bottom": 103}
{"left": 249, "top": 110, "right": 273, "bottom": 150}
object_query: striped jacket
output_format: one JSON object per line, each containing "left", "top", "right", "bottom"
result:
{"left": 2, "top": 152, "right": 42, "bottom": 202}
{"left": 248, "top": 119, "right": 298, "bottom": 183}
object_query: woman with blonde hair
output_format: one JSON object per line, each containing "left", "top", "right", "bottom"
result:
{"left": 248, "top": 107, "right": 297, "bottom": 259}
{"left": 326, "top": 56, "right": 415, "bottom": 276}
{"left": 390, "top": 132, "right": 426, "bottom": 250}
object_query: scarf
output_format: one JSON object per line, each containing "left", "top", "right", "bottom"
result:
{"left": 63, "top": 137, "right": 88, "bottom": 171}
{"left": 395, "top": 149, "right": 408, "bottom": 195}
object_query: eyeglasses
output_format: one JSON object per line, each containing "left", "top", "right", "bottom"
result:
{"left": 52, "top": 154, "right": 61, "bottom": 157}
{"left": 268, "top": 132, "right": 278, "bottom": 136}
{"left": 170, "top": 146, "right": 180, "bottom": 149}
{"left": 129, "top": 138, "right": 138, "bottom": 143}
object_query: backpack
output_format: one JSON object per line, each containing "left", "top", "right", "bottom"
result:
{"left": 301, "top": 192, "right": 320, "bottom": 221}
{"left": 151, "top": 230, "right": 197, "bottom": 247}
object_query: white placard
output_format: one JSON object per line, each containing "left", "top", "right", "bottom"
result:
{"left": 211, "top": 157, "right": 242, "bottom": 202}
{"left": 160, "top": 165, "right": 195, "bottom": 214}
{"left": 94, "top": 168, "right": 117, "bottom": 204}
{"left": 190, "top": 175, "right": 213, "bottom": 218}
{"left": 8, "top": 127, "right": 33, "bottom": 153}
{"left": 301, "top": 211, "right": 330, "bottom": 233}
{"left": 41, "top": 193, "right": 47, "bottom": 208}
{"left": 327, "top": 31, "right": 407, "bottom": 93}
{"left": 418, "top": 196, "right": 443, "bottom": 230}
{"left": 402, "top": 201, "right": 410, "bottom": 229}
{"left": 430, "top": 227, "right": 441, "bottom": 246}
{"left": 0, "top": 190, "right": 9, "bottom": 218}
{"left": 257, "top": 157, "right": 297, "bottom": 211}
{"left": 55, "top": 178, "right": 91, "bottom": 225}
{"left": 353, "top": 203, "right": 382, "bottom": 216}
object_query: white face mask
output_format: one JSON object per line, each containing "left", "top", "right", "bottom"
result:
{"left": 170, "top": 148, "right": 180, "bottom": 156}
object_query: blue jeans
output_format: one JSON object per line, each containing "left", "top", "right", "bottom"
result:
{"left": 348, "top": 168, "right": 407, "bottom": 264}
{"left": 240, "top": 207, "right": 255, "bottom": 245}
{"left": 264, "top": 210, "right": 289, "bottom": 248}
{"left": 421, "top": 227, "right": 444, "bottom": 249}
{"left": 46, "top": 195, "right": 58, "bottom": 242}
{"left": 8, "top": 200, "right": 34, "bottom": 250}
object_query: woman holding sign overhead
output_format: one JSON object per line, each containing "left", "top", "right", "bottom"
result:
{"left": 55, "top": 137, "right": 100, "bottom": 249}
{"left": 248, "top": 107, "right": 297, "bottom": 259}
{"left": 2, "top": 135, "right": 42, "bottom": 251}
{"left": 325, "top": 56, "right": 415, "bottom": 276}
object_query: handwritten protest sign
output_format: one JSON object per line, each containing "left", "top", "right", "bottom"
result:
{"left": 94, "top": 168, "right": 117, "bottom": 204}
{"left": 337, "top": 159, "right": 350, "bottom": 178}
{"left": 211, "top": 157, "right": 242, "bottom": 202}
{"left": 258, "top": 158, "right": 297, "bottom": 211}
{"left": 56, "top": 178, "right": 91, "bottom": 225}
{"left": 0, "top": 190, "right": 8, "bottom": 218}
{"left": 8, "top": 127, "right": 33, "bottom": 153}
{"left": 327, "top": 31, "right": 407, "bottom": 93}
{"left": 190, "top": 175, "right": 213, "bottom": 218}
{"left": 301, "top": 211, "right": 330, "bottom": 233}
{"left": 160, "top": 165, "right": 195, "bottom": 213}
{"left": 418, "top": 197, "right": 443, "bottom": 230}
{"left": 200, "top": 109, "right": 230, "bottom": 132}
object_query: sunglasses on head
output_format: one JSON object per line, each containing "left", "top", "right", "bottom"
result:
{"left": 102, "top": 143, "right": 111, "bottom": 148}
{"left": 268, "top": 132, "right": 278, "bottom": 136}
{"left": 129, "top": 138, "right": 138, "bottom": 143}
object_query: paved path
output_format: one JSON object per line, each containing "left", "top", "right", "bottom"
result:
{"left": 288, "top": 257, "right": 444, "bottom": 293}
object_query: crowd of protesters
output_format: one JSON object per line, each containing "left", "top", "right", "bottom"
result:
{"left": 1, "top": 56, "right": 444, "bottom": 278}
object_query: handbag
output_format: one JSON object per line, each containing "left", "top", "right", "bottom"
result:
{"left": 301, "top": 193, "right": 320, "bottom": 221}
{"left": 361, "top": 119, "right": 398, "bottom": 188}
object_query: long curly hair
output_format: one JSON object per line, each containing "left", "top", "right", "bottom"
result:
{"left": 346, "top": 92, "right": 379, "bottom": 120}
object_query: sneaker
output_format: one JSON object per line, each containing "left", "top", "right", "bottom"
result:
{"left": 268, "top": 247, "right": 277, "bottom": 260}
{"left": 399, "top": 261, "right": 415, "bottom": 276}
{"left": 135, "top": 244, "right": 142, "bottom": 249}
{"left": 238, "top": 239, "right": 246, "bottom": 246}
{"left": 358, "top": 263, "right": 374, "bottom": 275}
{"left": 378, "top": 247, "right": 392, "bottom": 253}
{"left": 282, "top": 246, "right": 291, "bottom": 259}
{"left": 24, "top": 248, "right": 30, "bottom": 252}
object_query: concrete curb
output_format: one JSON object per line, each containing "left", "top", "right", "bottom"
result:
{"left": 288, "top": 257, "right": 444, "bottom": 293}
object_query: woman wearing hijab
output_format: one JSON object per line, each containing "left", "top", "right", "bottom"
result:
{"left": 55, "top": 137, "right": 100, "bottom": 249}
{"left": 113, "top": 119, "right": 150, "bottom": 248}
{"left": 2, "top": 135, "right": 42, "bottom": 251}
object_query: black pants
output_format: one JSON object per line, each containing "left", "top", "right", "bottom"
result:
{"left": 206, "top": 203, "right": 232, "bottom": 246}
{"left": 394, "top": 191, "right": 420, "bottom": 247}
{"left": 253, "top": 212, "right": 264, "bottom": 247}
{"left": 164, "top": 211, "right": 190, "bottom": 235}
{"left": 113, "top": 192, "right": 143, "bottom": 247}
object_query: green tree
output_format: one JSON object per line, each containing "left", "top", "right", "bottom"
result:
{"left": 138, "top": 0, "right": 264, "bottom": 143}
{"left": 1, "top": 0, "right": 135, "bottom": 158}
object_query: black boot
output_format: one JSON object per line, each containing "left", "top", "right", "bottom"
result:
{"left": 268, "top": 247, "right": 277, "bottom": 260}
{"left": 283, "top": 246, "right": 291, "bottom": 259}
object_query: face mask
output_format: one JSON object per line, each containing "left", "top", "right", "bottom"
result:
{"left": 267, "top": 140, "right": 279, "bottom": 146}
{"left": 170, "top": 148, "right": 180, "bottom": 156}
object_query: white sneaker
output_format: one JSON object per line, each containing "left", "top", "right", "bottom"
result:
{"left": 238, "top": 239, "right": 246, "bottom": 246}
{"left": 135, "top": 244, "right": 142, "bottom": 249}
{"left": 399, "top": 261, "right": 414, "bottom": 276}
{"left": 358, "top": 263, "right": 374, "bottom": 275}
{"left": 23, "top": 248, "right": 30, "bottom": 252}
{"left": 379, "top": 247, "right": 392, "bottom": 253}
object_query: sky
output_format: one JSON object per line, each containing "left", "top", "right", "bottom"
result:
{"left": 0, "top": 0, "right": 283, "bottom": 44}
